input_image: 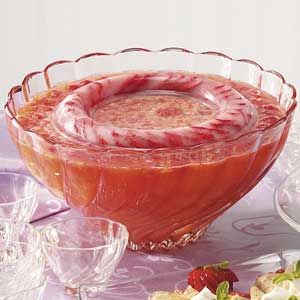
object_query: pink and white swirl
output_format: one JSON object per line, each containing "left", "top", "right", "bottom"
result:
{"left": 52, "top": 71, "right": 257, "bottom": 148}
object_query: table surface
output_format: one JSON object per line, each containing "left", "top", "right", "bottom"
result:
{"left": 1, "top": 111, "right": 300, "bottom": 299}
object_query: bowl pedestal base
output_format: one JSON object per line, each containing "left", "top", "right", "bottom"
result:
{"left": 128, "top": 225, "right": 209, "bottom": 252}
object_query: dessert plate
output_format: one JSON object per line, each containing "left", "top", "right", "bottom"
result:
{"left": 78, "top": 250, "right": 300, "bottom": 299}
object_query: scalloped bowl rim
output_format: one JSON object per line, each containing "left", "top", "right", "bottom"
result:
{"left": 4, "top": 48, "right": 298, "bottom": 154}
{"left": 41, "top": 216, "right": 129, "bottom": 251}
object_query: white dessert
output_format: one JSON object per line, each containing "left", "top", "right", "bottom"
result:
{"left": 250, "top": 263, "right": 300, "bottom": 300}
{"left": 150, "top": 261, "right": 300, "bottom": 300}
{"left": 150, "top": 286, "right": 248, "bottom": 300}
{"left": 191, "top": 287, "right": 216, "bottom": 300}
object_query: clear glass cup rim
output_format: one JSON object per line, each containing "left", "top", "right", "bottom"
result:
{"left": 0, "top": 276, "right": 47, "bottom": 296}
{"left": 41, "top": 216, "right": 129, "bottom": 251}
{"left": 274, "top": 166, "right": 300, "bottom": 230}
{"left": 0, "top": 171, "right": 39, "bottom": 206}
{"left": 0, "top": 219, "right": 41, "bottom": 256}
{"left": 4, "top": 48, "right": 298, "bottom": 154}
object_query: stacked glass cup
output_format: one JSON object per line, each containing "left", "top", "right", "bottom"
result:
{"left": 0, "top": 172, "right": 129, "bottom": 299}
{"left": 0, "top": 172, "right": 46, "bottom": 300}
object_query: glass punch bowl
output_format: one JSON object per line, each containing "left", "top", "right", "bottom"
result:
{"left": 5, "top": 48, "right": 297, "bottom": 251}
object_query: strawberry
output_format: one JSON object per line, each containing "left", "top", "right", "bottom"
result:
{"left": 187, "top": 261, "right": 239, "bottom": 293}
{"left": 275, "top": 268, "right": 285, "bottom": 274}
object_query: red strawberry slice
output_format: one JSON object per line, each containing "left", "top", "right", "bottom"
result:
{"left": 187, "top": 261, "right": 239, "bottom": 294}
{"left": 275, "top": 268, "right": 285, "bottom": 273}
